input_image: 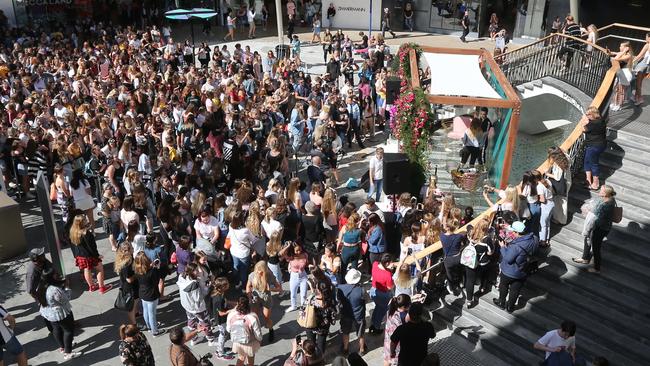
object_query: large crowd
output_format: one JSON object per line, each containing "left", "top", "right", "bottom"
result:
{"left": 0, "top": 5, "right": 628, "bottom": 366}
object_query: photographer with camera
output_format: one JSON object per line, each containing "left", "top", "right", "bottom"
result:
{"left": 492, "top": 221, "right": 539, "bottom": 313}
{"left": 286, "top": 337, "right": 325, "bottom": 366}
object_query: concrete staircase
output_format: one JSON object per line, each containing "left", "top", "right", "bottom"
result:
{"left": 432, "top": 127, "right": 650, "bottom": 365}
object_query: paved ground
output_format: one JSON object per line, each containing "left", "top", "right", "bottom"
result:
{"left": 0, "top": 26, "right": 522, "bottom": 366}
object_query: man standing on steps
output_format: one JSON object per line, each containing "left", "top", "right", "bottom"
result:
{"left": 493, "top": 221, "right": 538, "bottom": 313}
{"left": 557, "top": 15, "right": 582, "bottom": 69}
{"left": 460, "top": 10, "right": 470, "bottom": 42}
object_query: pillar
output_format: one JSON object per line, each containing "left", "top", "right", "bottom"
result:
{"left": 569, "top": 0, "right": 579, "bottom": 22}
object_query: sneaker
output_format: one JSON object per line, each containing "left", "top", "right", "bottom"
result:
{"left": 63, "top": 352, "right": 82, "bottom": 361}
{"left": 152, "top": 329, "right": 167, "bottom": 337}
{"left": 285, "top": 306, "right": 297, "bottom": 313}
{"left": 137, "top": 323, "right": 147, "bottom": 331}
{"left": 215, "top": 353, "right": 235, "bottom": 361}
{"left": 99, "top": 284, "right": 113, "bottom": 294}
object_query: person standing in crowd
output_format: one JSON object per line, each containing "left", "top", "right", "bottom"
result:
{"left": 464, "top": 218, "right": 494, "bottom": 309}
{"left": 493, "top": 221, "right": 538, "bottom": 313}
{"left": 337, "top": 212, "right": 363, "bottom": 281}
{"left": 389, "top": 302, "right": 436, "bottom": 366}
{"left": 370, "top": 254, "right": 395, "bottom": 334}
{"left": 38, "top": 268, "right": 80, "bottom": 361}
{"left": 228, "top": 210, "right": 255, "bottom": 290}
{"left": 573, "top": 185, "right": 616, "bottom": 274}
{"left": 337, "top": 269, "right": 367, "bottom": 356}
{"left": 210, "top": 277, "right": 236, "bottom": 361}
{"left": 280, "top": 242, "right": 309, "bottom": 312}
{"left": 632, "top": 33, "right": 650, "bottom": 106}
{"left": 557, "top": 15, "right": 582, "bottom": 69}
{"left": 177, "top": 262, "right": 215, "bottom": 346}
{"left": 134, "top": 252, "right": 166, "bottom": 336}
{"left": 460, "top": 10, "right": 470, "bottom": 42}
{"left": 70, "top": 168, "right": 97, "bottom": 231}
{"left": 461, "top": 118, "right": 484, "bottom": 167}
{"left": 608, "top": 41, "right": 635, "bottom": 111}
{"left": 440, "top": 219, "right": 464, "bottom": 296}
{"left": 533, "top": 320, "right": 579, "bottom": 364}
{"left": 168, "top": 326, "right": 204, "bottom": 366}
{"left": 383, "top": 294, "right": 411, "bottom": 366}
{"left": 114, "top": 244, "right": 139, "bottom": 325}
{"left": 366, "top": 212, "right": 387, "bottom": 265}
{"left": 311, "top": 14, "right": 322, "bottom": 44}
{"left": 0, "top": 304, "right": 29, "bottom": 366}
{"left": 581, "top": 107, "right": 607, "bottom": 192}
{"left": 367, "top": 147, "right": 384, "bottom": 202}
{"left": 25, "top": 248, "right": 54, "bottom": 307}
{"left": 246, "top": 261, "right": 282, "bottom": 343}
{"left": 247, "top": 6, "right": 257, "bottom": 39}
{"left": 534, "top": 170, "right": 554, "bottom": 247}
{"left": 303, "top": 268, "right": 337, "bottom": 355}
{"left": 403, "top": 2, "right": 414, "bottom": 32}
{"left": 226, "top": 296, "right": 263, "bottom": 366}
{"left": 545, "top": 147, "right": 571, "bottom": 225}
{"left": 520, "top": 170, "right": 542, "bottom": 234}
{"left": 69, "top": 214, "right": 112, "bottom": 294}
{"left": 118, "top": 324, "right": 155, "bottom": 366}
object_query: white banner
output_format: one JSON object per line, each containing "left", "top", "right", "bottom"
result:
{"left": 326, "top": 0, "right": 382, "bottom": 31}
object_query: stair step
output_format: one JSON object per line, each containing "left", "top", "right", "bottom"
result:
{"left": 599, "top": 150, "right": 650, "bottom": 179}
{"left": 435, "top": 302, "right": 542, "bottom": 365}
{"left": 562, "top": 212, "right": 650, "bottom": 254}
{"left": 605, "top": 141, "right": 650, "bottom": 166}
{"left": 600, "top": 167, "right": 650, "bottom": 204}
{"left": 609, "top": 128, "right": 650, "bottom": 147}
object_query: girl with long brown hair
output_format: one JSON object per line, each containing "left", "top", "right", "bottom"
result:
{"left": 118, "top": 323, "right": 155, "bottom": 365}
{"left": 337, "top": 212, "right": 362, "bottom": 281}
{"left": 246, "top": 260, "right": 282, "bottom": 342}
{"left": 464, "top": 217, "right": 494, "bottom": 308}
{"left": 69, "top": 214, "right": 111, "bottom": 293}
{"left": 114, "top": 244, "right": 139, "bottom": 324}
{"left": 134, "top": 252, "right": 165, "bottom": 337}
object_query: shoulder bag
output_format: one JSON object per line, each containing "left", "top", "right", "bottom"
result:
{"left": 114, "top": 287, "right": 134, "bottom": 311}
{"left": 612, "top": 202, "right": 623, "bottom": 224}
{"left": 297, "top": 297, "right": 318, "bottom": 329}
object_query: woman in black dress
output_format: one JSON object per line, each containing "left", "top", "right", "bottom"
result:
{"left": 114, "top": 244, "right": 139, "bottom": 325}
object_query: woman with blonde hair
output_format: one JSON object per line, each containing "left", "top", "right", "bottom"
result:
{"left": 266, "top": 230, "right": 285, "bottom": 286}
{"left": 322, "top": 187, "right": 338, "bottom": 241}
{"left": 261, "top": 206, "right": 282, "bottom": 240}
{"left": 483, "top": 185, "right": 521, "bottom": 214}
{"left": 609, "top": 41, "right": 635, "bottom": 111}
{"left": 69, "top": 214, "right": 111, "bottom": 293}
{"left": 114, "top": 244, "right": 139, "bottom": 324}
{"left": 246, "top": 261, "right": 282, "bottom": 343}
{"left": 464, "top": 217, "right": 494, "bottom": 308}
{"left": 246, "top": 201, "right": 266, "bottom": 260}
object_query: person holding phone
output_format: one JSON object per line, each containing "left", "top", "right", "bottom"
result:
{"left": 534, "top": 320, "right": 578, "bottom": 363}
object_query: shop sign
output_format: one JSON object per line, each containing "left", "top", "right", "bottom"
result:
{"left": 16, "top": 0, "right": 74, "bottom": 6}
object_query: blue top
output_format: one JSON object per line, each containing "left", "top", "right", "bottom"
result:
{"left": 337, "top": 283, "right": 366, "bottom": 321}
{"left": 440, "top": 233, "right": 465, "bottom": 257}
{"left": 342, "top": 228, "right": 362, "bottom": 244}
{"left": 367, "top": 226, "right": 386, "bottom": 253}
{"left": 499, "top": 233, "right": 538, "bottom": 279}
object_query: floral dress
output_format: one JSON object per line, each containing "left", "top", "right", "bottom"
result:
{"left": 383, "top": 309, "right": 408, "bottom": 365}
{"left": 119, "top": 333, "right": 155, "bottom": 366}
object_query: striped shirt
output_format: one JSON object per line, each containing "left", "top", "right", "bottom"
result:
{"left": 564, "top": 23, "right": 582, "bottom": 48}
{"left": 0, "top": 305, "right": 14, "bottom": 344}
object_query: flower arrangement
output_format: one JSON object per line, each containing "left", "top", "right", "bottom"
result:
{"left": 389, "top": 43, "right": 436, "bottom": 171}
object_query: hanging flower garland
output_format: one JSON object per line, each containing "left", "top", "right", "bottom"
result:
{"left": 389, "top": 43, "right": 436, "bottom": 171}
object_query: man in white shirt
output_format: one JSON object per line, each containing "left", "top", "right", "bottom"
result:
{"left": 534, "top": 320, "right": 577, "bottom": 361}
{"left": 367, "top": 147, "right": 384, "bottom": 202}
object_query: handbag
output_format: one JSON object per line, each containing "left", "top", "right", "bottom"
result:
{"left": 114, "top": 287, "right": 134, "bottom": 311}
{"left": 612, "top": 203, "right": 623, "bottom": 224}
{"left": 297, "top": 300, "right": 318, "bottom": 329}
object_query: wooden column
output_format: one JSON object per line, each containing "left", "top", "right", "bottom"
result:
{"left": 409, "top": 48, "right": 420, "bottom": 88}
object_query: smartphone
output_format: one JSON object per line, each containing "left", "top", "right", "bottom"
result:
{"left": 295, "top": 335, "right": 302, "bottom": 344}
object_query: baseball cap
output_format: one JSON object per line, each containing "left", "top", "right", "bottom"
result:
{"left": 29, "top": 247, "right": 45, "bottom": 261}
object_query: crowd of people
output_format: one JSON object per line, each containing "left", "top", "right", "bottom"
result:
{"left": 0, "top": 6, "right": 624, "bottom": 366}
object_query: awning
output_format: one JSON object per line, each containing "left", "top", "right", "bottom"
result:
{"left": 165, "top": 8, "right": 218, "bottom": 20}
{"left": 423, "top": 53, "right": 502, "bottom": 100}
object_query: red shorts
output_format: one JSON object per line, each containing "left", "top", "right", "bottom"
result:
{"left": 75, "top": 256, "right": 101, "bottom": 270}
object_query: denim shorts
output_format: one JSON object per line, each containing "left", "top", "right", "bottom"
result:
{"left": 0, "top": 335, "right": 24, "bottom": 358}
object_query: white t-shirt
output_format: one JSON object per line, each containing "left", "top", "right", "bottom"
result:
{"left": 369, "top": 155, "right": 383, "bottom": 180}
{"left": 120, "top": 209, "right": 140, "bottom": 228}
{"left": 70, "top": 180, "right": 91, "bottom": 202}
{"left": 261, "top": 219, "right": 282, "bottom": 239}
{"left": 194, "top": 216, "right": 219, "bottom": 241}
{"left": 537, "top": 329, "right": 576, "bottom": 359}
{"left": 228, "top": 227, "right": 255, "bottom": 259}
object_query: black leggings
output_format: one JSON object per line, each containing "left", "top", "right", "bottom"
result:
{"left": 51, "top": 313, "right": 75, "bottom": 353}
{"left": 461, "top": 146, "right": 483, "bottom": 165}
{"left": 498, "top": 273, "right": 526, "bottom": 310}
{"left": 583, "top": 227, "right": 608, "bottom": 271}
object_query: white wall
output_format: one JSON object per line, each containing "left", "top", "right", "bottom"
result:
{"left": 327, "top": 0, "right": 382, "bottom": 31}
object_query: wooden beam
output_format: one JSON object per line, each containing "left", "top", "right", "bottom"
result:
{"left": 409, "top": 48, "right": 420, "bottom": 89}
{"left": 480, "top": 48, "right": 520, "bottom": 103}
{"left": 499, "top": 103, "right": 521, "bottom": 188}
{"left": 427, "top": 95, "right": 516, "bottom": 109}
{"left": 418, "top": 46, "right": 483, "bottom": 56}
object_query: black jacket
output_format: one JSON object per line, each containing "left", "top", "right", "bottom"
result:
{"left": 70, "top": 231, "right": 100, "bottom": 258}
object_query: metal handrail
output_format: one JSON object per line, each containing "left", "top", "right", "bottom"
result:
{"left": 596, "top": 23, "right": 649, "bottom": 55}
{"left": 496, "top": 33, "right": 609, "bottom": 60}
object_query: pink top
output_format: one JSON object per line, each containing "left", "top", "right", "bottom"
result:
{"left": 288, "top": 253, "right": 308, "bottom": 273}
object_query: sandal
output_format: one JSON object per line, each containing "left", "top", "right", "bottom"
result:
{"left": 589, "top": 185, "right": 600, "bottom": 191}
{"left": 572, "top": 258, "right": 590, "bottom": 264}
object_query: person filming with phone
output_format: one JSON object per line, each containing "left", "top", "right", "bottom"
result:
{"left": 286, "top": 337, "right": 325, "bottom": 366}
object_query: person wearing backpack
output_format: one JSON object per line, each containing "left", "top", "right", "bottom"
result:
{"left": 492, "top": 221, "right": 538, "bottom": 313}
{"left": 226, "top": 296, "right": 263, "bottom": 366}
{"left": 462, "top": 218, "right": 494, "bottom": 309}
